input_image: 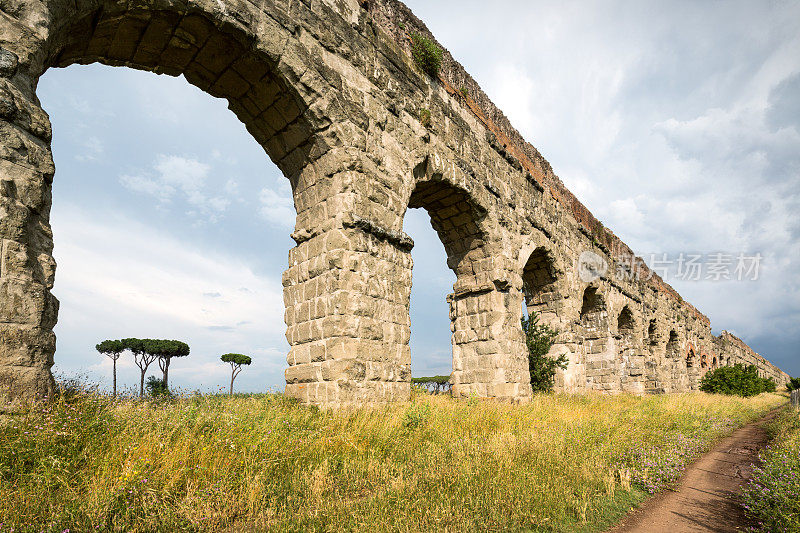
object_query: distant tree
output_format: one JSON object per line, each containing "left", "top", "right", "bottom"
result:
{"left": 150, "top": 340, "right": 190, "bottom": 392}
{"left": 95, "top": 339, "right": 124, "bottom": 397}
{"left": 522, "top": 312, "right": 568, "bottom": 393}
{"left": 411, "top": 375, "right": 451, "bottom": 394}
{"left": 787, "top": 377, "right": 800, "bottom": 392}
{"left": 700, "top": 364, "right": 774, "bottom": 397}
{"left": 221, "top": 353, "right": 252, "bottom": 395}
{"left": 123, "top": 338, "right": 158, "bottom": 398}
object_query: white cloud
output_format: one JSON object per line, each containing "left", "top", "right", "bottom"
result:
{"left": 119, "top": 174, "right": 174, "bottom": 201}
{"left": 120, "top": 154, "right": 231, "bottom": 218}
{"left": 75, "top": 136, "right": 104, "bottom": 162}
{"left": 224, "top": 179, "right": 241, "bottom": 200}
{"left": 608, "top": 198, "right": 645, "bottom": 230}
{"left": 258, "top": 188, "right": 295, "bottom": 228}
{"left": 154, "top": 154, "right": 210, "bottom": 192}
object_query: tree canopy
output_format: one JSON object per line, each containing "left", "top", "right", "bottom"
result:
{"left": 96, "top": 339, "right": 125, "bottom": 356}
{"left": 221, "top": 353, "right": 252, "bottom": 366}
{"left": 116, "top": 338, "right": 190, "bottom": 397}
{"left": 411, "top": 375, "right": 451, "bottom": 394}
{"left": 147, "top": 339, "right": 190, "bottom": 359}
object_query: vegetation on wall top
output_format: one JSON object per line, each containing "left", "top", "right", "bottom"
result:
{"left": 411, "top": 32, "right": 443, "bottom": 77}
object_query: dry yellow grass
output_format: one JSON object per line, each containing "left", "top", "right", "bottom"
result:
{"left": 0, "top": 390, "right": 785, "bottom": 532}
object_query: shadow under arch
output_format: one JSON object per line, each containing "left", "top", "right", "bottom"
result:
{"left": 616, "top": 305, "right": 635, "bottom": 340}
{"left": 521, "top": 245, "right": 563, "bottom": 324}
{"left": 407, "top": 178, "right": 488, "bottom": 278}
{"left": 666, "top": 329, "right": 680, "bottom": 358}
{"left": 579, "top": 285, "right": 607, "bottom": 332}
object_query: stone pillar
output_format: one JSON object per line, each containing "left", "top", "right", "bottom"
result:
{"left": 449, "top": 257, "right": 532, "bottom": 401}
{"left": 282, "top": 224, "right": 414, "bottom": 406}
{"left": 282, "top": 154, "right": 415, "bottom": 406}
{"left": 644, "top": 319, "right": 666, "bottom": 394}
{"left": 0, "top": 55, "right": 59, "bottom": 405}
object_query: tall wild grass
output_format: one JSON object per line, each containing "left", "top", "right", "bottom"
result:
{"left": 741, "top": 405, "right": 800, "bottom": 532}
{"left": 0, "top": 387, "right": 785, "bottom": 532}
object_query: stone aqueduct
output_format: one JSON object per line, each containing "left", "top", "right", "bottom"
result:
{"left": 0, "top": 0, "right": 789, "bottom": 405}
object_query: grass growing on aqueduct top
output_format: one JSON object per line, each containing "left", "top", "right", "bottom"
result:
{"left": 0, "top": 389, "right": 786, "bottom": 532}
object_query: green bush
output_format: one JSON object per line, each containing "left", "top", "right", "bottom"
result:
{"left": 145, "top": 376, "right": 171, "bottom": 399}
{"left": 522, "top": 312, "right": 568, "bottom": 393}
{"left": 699, "top": 364, "right": 774, "bottom": 397}
{"left": 419, "top": 107, "right": 431, "bottom": 128}
{"left": 787, "top": 377, "right": 800, "bottom": 391}
{"left": 411, "top": 33, "right": 442, "bottom": 77}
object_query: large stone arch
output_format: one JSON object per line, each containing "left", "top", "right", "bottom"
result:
{"left": 0, "top": 0, "right": 408, "bottom": 405}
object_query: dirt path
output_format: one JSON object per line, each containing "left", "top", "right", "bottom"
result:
{"left": 609, "top": 410, "right": 778, "bottom": 533}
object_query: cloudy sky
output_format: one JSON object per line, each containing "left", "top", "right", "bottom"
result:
{"left": 38, "top": 0, "right": 799, "bottom": 393}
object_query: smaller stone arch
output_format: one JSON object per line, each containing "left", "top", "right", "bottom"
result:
{"left": 647, "top": 318, "right": 658, "bottom": 346}
{"left": 712, "top": 355, "right": 718, "bottom": 369}
{"left": 521, "top": 246, "right": 562, "bottom": 324}
{"left": 666, "top": 330, "right": 680, "bottom": 358}
{"left": 405, "top": 172, "right": 530, "bottom": 401}
{"left": 617, "top": 305, "right": 636, "bottom": 340}
{"left": 686, "top": 346, "right": 696, "bottom": 368}
{"left": 700, "top": 352, "right": 708, "bottom": 369}
{"left": 580, "top": 286, "right": 606, "bottom": 321}
{"left": 407, "top": 178, "right": 488, "bottom": 279}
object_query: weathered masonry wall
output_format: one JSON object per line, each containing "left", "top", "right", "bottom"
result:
{"left": 0, "top": 0, "right": 790, "bottom": 406}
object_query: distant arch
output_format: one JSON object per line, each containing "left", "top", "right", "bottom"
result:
{"left": 666, "top": 330, "right": 680, "bottom": 358}
{"left": 580, "top": 286, "right": 605, "bottom": 321}
{"left": 648, "top": 318, "right": 658, "bottom": 346}
{"left": 617, "top": 305, "right": 635, "bottom": 339}
{"left": 521, "top": 246, "right": 561, "bottom": 321}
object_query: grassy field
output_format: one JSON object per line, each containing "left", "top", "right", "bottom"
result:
{"left": 741, "top": 404, "right": 800, "bottom": 532}
{"left": 0, "top": 388, "right": 786, "bottom": 532}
